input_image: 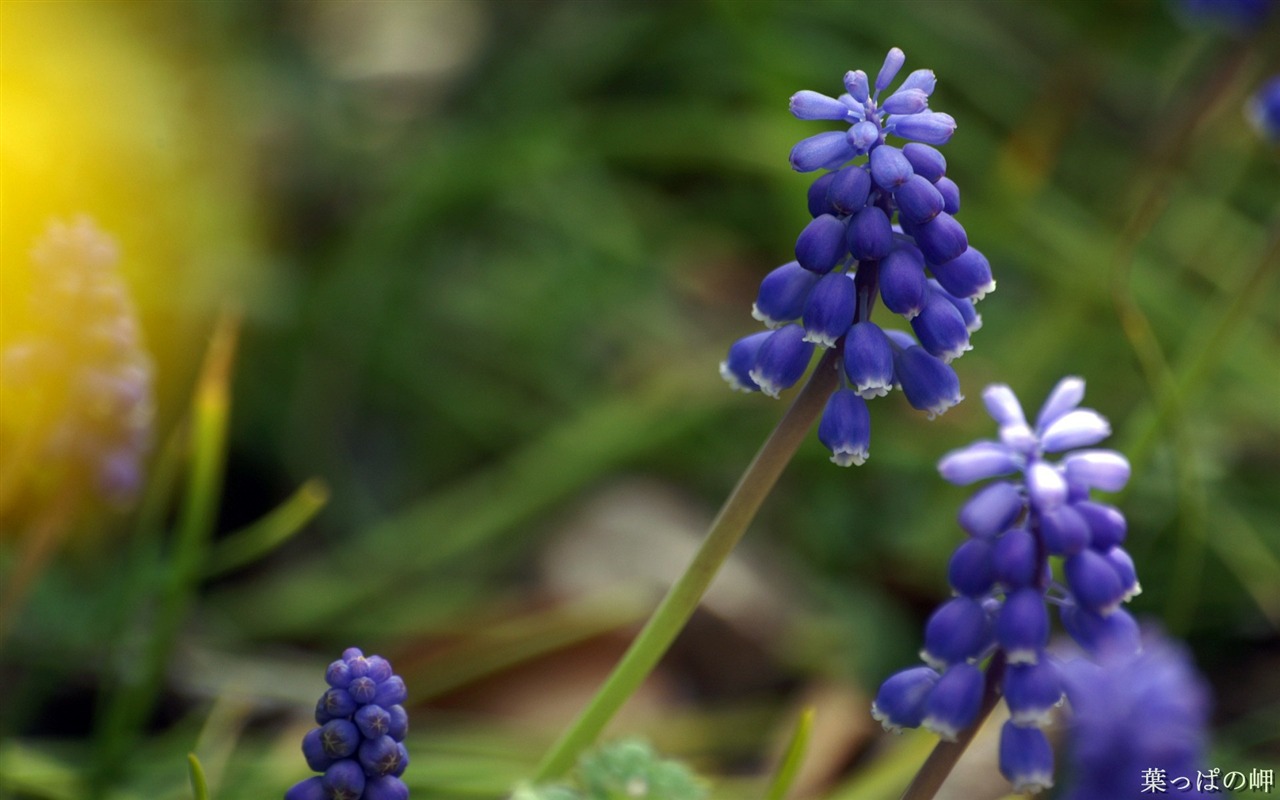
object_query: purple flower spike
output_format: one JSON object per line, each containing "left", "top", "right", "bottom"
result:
{"left": 290, "top": 651, "right": 410, "bottom": 798}
{"left": 729, "top": 50, "right": 988, "bottom": 464}
{"left": 1059, "top": 632, "right": 1210, "bottom": 800}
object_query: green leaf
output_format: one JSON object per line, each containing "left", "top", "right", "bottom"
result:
{"left": 187, "top": 753, "right": 209, "bottom": 800}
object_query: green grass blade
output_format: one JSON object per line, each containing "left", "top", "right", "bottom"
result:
{"left": 763, "top": 707, "right": 813, "bottom": 800}
{"left": 204, "top": 477, "right": 328, "bottom": 578}
{"left": 187, "top": 753, "right": 209, "bottom": 800}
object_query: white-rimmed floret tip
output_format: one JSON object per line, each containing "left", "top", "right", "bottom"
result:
{"left": 998, "top": 721, "right": 1055, "bottom": 793}
{"left": 817, "top": 388, "right": 871, "bottom": 466}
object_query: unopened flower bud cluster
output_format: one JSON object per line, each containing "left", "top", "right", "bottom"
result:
{"left": 285, "top": 648, "right": 410, "bottom": 800}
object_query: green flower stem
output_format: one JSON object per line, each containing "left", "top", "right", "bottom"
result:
{"left": 899, "top": 653, "right": 1006, "bottom": 800}
{"left": 532, "top": 349, "right": 840, "bottom": 781}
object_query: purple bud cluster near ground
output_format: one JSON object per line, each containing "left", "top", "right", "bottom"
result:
{"left": 720, "top": 48, "right": 995, "bottom": 467}
{"left": 285, "top": 648, "right": 410, "bottom": 800}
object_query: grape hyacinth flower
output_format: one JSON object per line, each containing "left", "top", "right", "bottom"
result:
{"left": 286, "top": 648, "right": 410, "bottom": 800}
{"left": 1247, "top": 74, "right": 1280, "bottom": 143}
{"left": 0, "top": 218, "right": 154, "bottom": 505}
{"left": 1059, "top": 632, "right": 1213, "bottom": 800}
{"left": 721, "top": 48, "right": 993, "bottom": 465}
{"left": 872, "top": 378, "right": 1140, "bottom": 793}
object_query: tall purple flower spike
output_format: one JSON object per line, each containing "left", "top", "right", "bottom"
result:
{"left": 873, "top": 378, "right": 1148, "bottom": 794}
{"left": 721, "top": 48, "right": 993, "bottom": 465}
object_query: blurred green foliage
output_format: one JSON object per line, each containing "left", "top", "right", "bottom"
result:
{"left": 1, "top": 1, "right": 1278, "bottom": 798}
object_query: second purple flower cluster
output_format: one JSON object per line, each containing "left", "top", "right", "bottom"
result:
{"left": 285, "top": 648, "right": 410, "bottom": 800}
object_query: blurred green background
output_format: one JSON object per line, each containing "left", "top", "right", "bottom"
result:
{"left": 2, "top": 0, "right": 1278, "bottom": 798}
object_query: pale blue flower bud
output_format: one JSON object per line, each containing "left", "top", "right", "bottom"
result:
{"left": 1065, "top": 549, "right": 1125, "bottom": 615}
{"left": 1073, "top": 501, "right": 1127, "bottom": 550}
{"left": 890, "top": 111, "right": 957, "bottom": 144}
{"left": 365, "top": 777, "right": 410, "bottom": 800}
{"left": 996, "top": 588, "right": 1049, "bottom": 664}
{"left": 935, "top": 176, "right": 961, "bottom": 214}
{"left": 1026, "top": 461, "right": 1067, "bottom": 510}
{"left": 843, "top": 321, "right": 896, "bottom": 398}
{"left": 802, "top": 273, "right": 856, "bottom": 347}
{"left": 1060, "top": 605, "right": 1139, "bottom": 657}
{"left": 790, "top": 131, "right": 854, "bottom": 172}
{"left": 789, "top": 90, "right": 853, "bottom": 121}
{"left": 870, "top": 144, "right": 914, "bottom": 189}
{"left": 843, "top": 69, "right": 870, "bottom": 103}
{"left": 846, "top": 205, "right": 893, "bottom": 261}
{"left": 1040, "top": 410, "right": 1111, "bottom": 452}
{"left": 719, "top": 331, "right": 771, "bottom": 392}
{"left": 910, "top": 289, "right": 971, "bottom": 362}
{"left": 957, "top": 481, "right": 1024, "bottom": 538}
{"left": 795, "top": 214, "right": 848, "bottom": 273}
{"left": 826, "top": 166, "right": 871, "bottom": 215}
{"left": 948, "top": 538, "right": 996, "bottom": 597}
{"left": 931, "top": 247, "right": 995, "bottom": 300}
{"left": 872, "top": 666, "right": 939, "bottom": 732}
{"left": 1040, "top": 505, "right": 1090, "bottom": 556}
{"left": 848, "top": 120, "right": 881, "bottom": 152}
{"left": 898, "top": 69, "right": 937, "bottom": 96}
{"left": 893, "top": 345, "right": 963, "bottom": 419}
{"left": 748, "top": 325, "right": 814, "bottom": 398}
{"left": 902, "top": 142, "right": 946, "bottom": 182}
{"left": 753, "top": 261, "right": 819, "bottom": 327}
{"left": 999, "top": 722, "right": 1055, "bottom": 793}
{"left": 285, "top": 777, "right": 326, "bottom": 800}
{"left": 922, "top": 597, "right": 992, "bottom": 668}
{"left": 875, "top": 47, "right": 907, "bottom": 93}
{"left": 992, "top": 528, "right": 1040, "bottom": 588}
{"left": 1003, "top": 660, "right": 1062, "bottom": 727}
{"left": 923, "top": 663, "right": 985, "bottom": 741}
{"left": 818, "top": 388, "right": 871, "bottom": 466}
{"left": 1035, "top": 376, "right": 1085, "bottom": 431}
{"left": 914, "top": 212, "right": 968, "bottom": 265}
{"left": 982, "top": 384, "right": 1026, "bottom": 429}
{"left": 892, "top": 174, "right": 945, "bottom": 224}
{"left": 878, "top": 246, "right": 927, "bottom": 318}
{"left": 323, "top": 759, "right": 365, "bottom": 800}
{"left": 883, "top": 87, "right": 929, "bottom": 115}
{"left": 938, "top": 441, "right": 1018, "bottom": 485}
{"left": 1062, "top": 450, "right": 1130, "bottom": 492}
{"left": 1104, "top": 546, "right": 1141, "bottom": 601}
